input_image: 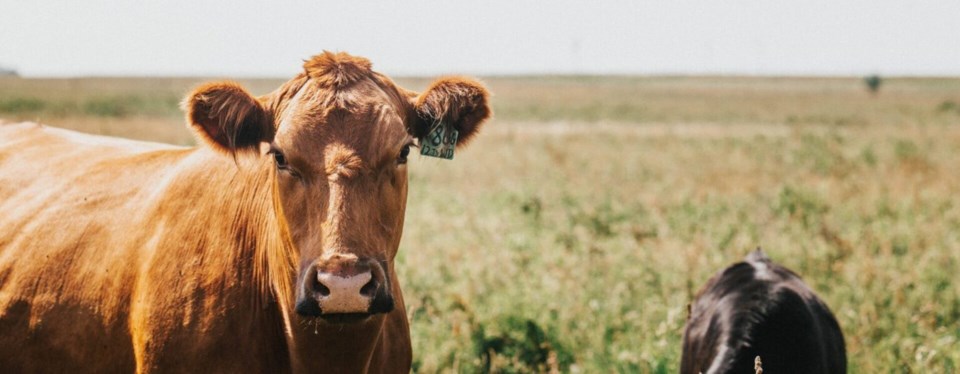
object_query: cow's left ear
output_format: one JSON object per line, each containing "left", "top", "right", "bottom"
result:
{"left": 183, "top": 81, "right": 274, "bottom": 154}
{"left": 410, "top": 77, "right": 491, "bottom": 148}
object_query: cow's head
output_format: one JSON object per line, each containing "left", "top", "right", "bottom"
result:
{"left": 183, "top": 51, "right": 489, "bottom": 322}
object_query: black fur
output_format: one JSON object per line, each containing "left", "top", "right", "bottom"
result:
{"left": 681, "top": 249, "right": 846, "bottom": 373}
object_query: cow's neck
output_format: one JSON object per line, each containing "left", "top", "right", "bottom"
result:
{"left": 198, "top": 151, "right": 390, "bottom": 372}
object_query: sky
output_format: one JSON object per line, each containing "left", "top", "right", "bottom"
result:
{"left": 1, "top": 1, "right": 958, "bottom": 77}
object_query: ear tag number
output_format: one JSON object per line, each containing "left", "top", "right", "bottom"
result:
{"left": 420, "top": 123, "right": 457, "bottom": 160}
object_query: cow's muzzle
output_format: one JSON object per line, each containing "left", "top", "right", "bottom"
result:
{"left": 294, "top": 254, "right": 394, "bottom": 320}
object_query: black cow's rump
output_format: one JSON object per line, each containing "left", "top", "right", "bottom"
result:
{"left": 681, "top": 249, "right": 846, "bottom": 374}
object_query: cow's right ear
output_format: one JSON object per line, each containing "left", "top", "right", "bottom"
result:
{"left": 183, "top": 82, "right": 274, "bottom": 154}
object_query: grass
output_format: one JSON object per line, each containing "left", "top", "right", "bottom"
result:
{"left": 2, "top": 76, "right": 959, "bottom": 372}
{"left": 402, "top": 121, "right": 960, "bottom": 373}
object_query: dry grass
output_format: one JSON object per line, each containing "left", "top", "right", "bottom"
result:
{"left": 2, "top": 76, "right": 959, "bottom": 372}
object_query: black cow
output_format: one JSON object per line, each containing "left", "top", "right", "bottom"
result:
{"left": 681, "top": 249, "right": 846, "bottom": 373}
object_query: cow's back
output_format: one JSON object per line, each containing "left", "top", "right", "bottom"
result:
{"left": 681, "top": 250, "right": 847, "bottom": 374}
{"left": 0, "top": 122, "right": 186, "bottom": 372}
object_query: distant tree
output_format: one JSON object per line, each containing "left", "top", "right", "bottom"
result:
{"left": 0, "top": 66, "right": 18, "bottom": 77}
{"left": 864, "top": 75, "right": 882, "bottom": 95}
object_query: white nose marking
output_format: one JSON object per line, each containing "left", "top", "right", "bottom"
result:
{"left": 316, "top": 272, "right": 373, "bottom": 313}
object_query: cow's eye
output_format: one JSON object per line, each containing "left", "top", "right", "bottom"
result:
{"left": 398, "top": 145, "right": 411, "bottom": 165}
{"left": 272, "top": 149, "right": 289, "bottom": 169}
{"left": 269, "top": 147, "right": 302, "bottom": 179}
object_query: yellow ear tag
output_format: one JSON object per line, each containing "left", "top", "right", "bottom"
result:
{"left": 420, "top": 123, "right": 457, "bottom": 160}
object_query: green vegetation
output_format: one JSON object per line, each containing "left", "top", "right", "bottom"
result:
{"left": 0, "top": 94, "right": 180, "bottom": 118}
{"left": 403, "top": 122, "right": 960, "bottom": 372}
{"left": 0, "top": 77, "right": 280, "bottom": 121}
{"left": 864, "top": 75, "right": 882, "bottom": 94}
{"left": 2, "top": 76, "right": 959, "bottom": 372}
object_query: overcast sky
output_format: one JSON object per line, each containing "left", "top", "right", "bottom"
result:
{"left": 1, "top": 0, "right": 958, "bottom": 77}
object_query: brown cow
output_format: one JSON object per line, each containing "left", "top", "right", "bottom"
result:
{"left": 681, "top": 249, "right": 847, "bottom": 374}
{"left": 0, "top": 51, "right": 490, "bottom": 373}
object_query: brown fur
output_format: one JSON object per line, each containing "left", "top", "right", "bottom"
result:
{"left": 0, "top": 51, "right": 490, "bottom": 373}
{"left": 184, "top": 81, "right": 273, "bottom": 154}
{"left": 412, "top": 76, "right": 491, "bottom": 147}
{"left": 303, "top": 51, "right": 374, "bottom": 90}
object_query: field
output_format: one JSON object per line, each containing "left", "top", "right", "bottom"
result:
{"left": 2, "top": 75, "right": 960, "bottom": 372}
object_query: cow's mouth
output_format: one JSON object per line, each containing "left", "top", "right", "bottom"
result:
{"left": 293, "top": 293, "right": 394, "bottom": 320}
{"left": 319, "top": 313, "right": 372, "bottom": 324}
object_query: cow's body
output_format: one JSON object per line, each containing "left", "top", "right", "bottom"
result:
{"left": 0, "top": 123, "right": 290, "bottom": 372}
{"left": 681, "top": 250, "right": 847, "bottom": 374}
{"left": 0, "top": 52, "right": 489, "bottom": 372}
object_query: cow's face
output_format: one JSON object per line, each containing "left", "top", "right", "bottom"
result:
{"left": 183, "top": 51, "right": 489, "bottom": 323}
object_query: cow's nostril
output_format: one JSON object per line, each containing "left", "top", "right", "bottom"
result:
{"left": 315, "top": 281, "right": 331, "bottom": 297}
{"left": 359, "top": 278, "right": 377, "bottom": 297}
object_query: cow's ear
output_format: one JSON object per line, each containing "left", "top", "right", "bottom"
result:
{"left": 183, "top": 81, "right": 273, "bottom": 154}
{"left": 410, "top": 77, "right": 491, "bottom": 148}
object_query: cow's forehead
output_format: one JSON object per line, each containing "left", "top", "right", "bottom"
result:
{"left": 269, "top": 52, "right": 413, "bottom": 164}
{"left": 276, "top": 77, "right": 410, "bottom": 164}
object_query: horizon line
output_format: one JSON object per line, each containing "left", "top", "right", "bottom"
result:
{"left": 5, "top": 72, "right": 960, "bottom": 80}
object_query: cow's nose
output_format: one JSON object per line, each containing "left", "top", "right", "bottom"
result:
{"left": 314, "top": 268, "right": 376, "bottom": 313}
{"left": 295, "top": 254, "right": 394, "bottom": 318}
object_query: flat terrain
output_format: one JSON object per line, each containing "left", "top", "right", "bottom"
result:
{"left": 2, "top": 76, "right": 959, "bottom": 372}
